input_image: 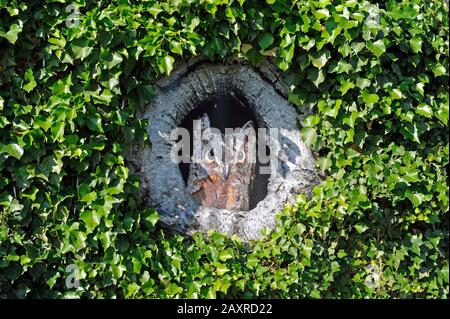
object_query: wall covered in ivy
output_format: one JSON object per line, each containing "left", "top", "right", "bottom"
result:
{"left": 0, "top": 0, "right": 448, "bottom": 298}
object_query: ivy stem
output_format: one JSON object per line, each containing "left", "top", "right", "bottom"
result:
{"left": 9, "top": 171, "right": 17, "bottom": 199}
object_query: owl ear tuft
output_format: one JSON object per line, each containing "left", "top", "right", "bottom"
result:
{"left": 241, "top": 120, "right": 255, "bottom": 132}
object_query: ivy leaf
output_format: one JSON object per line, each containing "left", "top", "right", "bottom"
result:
{"left": 307, "top": 69, "right": 325, "bottom": 87}
{"left": 355, "top": 223, "right": 369, "bottom": 234}
{"left": 314, "top": 8, "right": 330, "bottom": 20}
{"left": 80, "top": 191, "right": 97, "bottom": 203}
{"left": 91, "top": 90, "right": 113, "bottom": 105}
{"left": 101, "top": 51, "right": 123, "bottom": 69}
{"left": 0, "top": 22, "right": 23, "bottom": 44}
{"left": 432, "top": 64, "right": 446, "bottom": 77}
{"left": 51, "top": 122, "right": 65, "bottom": 141}
{"left": 409, "top": 37, "right": 422, "bottom": 53}
{"left": 410, "top": 235, "right": 423, "bottom": 255}
{"left": 148, "top": 4, "right": 163, "bottom": 17}
{"left": 401, "top": 122, "right": 421, "bottom": 143}
{"left": 258, "top": 32, "right": 274, "bottom": 51}
{"left": 416, "top": 103, "right": 433, "bottom": 118}
{"left": 309, "top": 50, "right": 330, "bottom": 69}
{"left": 23, "top": 69, "right": 37, "bottom": 93}
{"left": 86, "top": 114, "right": 103, "bottom": 132}
{"left": 406, "top": 192, "right": 425, "bottom": 207}
{"left": 71, "top": 42, "right": 93, "bottom": 60}
{"left": 246, "top": 254, "right": 259, "bottom": 269}
{"left": 246, "top": 48, "right": 263, "bottom": 65}
{"left": 138, "top": 85, "right": 155, "bottom": 101}
{"left": 356, "top": 78, "right": 371, "bottom": 90}
{"left": 317, "top": 157, "right": 331, "bottom": 171}
{"left": 0, "top": 143, "right": 24, "bottom": 159}
{"left": 80, "top": 210, "right": 101, "bottom": 230}
{"left": 144, "top": 209, "right": 159, "bottom": 228}
{"left": 300, "top": 127, "right": 317, "bottom": 147}
{"left": 362, "top": 91, "right": 379, "bottom": 105}
{"left": 390, "top": 88, "right": 403, "bottom": 100}
{"left": 367, "top": 39, "right": 386, "bottom": 57}
{"left": 170, "top": 40, "right": 183, "bottom": 56}
{"left": 157, "top": 55, "right": 174, "bottom": 75}
{"left": 340, "top": 80, "right": 355, "bottom": 95}
{"left": 219, "top": 250, "right": 233, "bottom": 262}
{"left": 436, "top": 102, "right": 449, "bottom": 125}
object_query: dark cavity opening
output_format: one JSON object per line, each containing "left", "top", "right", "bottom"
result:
{"left": 178, "top": 91, "right": 269, "bottom": 210}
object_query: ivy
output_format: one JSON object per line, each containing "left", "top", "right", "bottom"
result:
{"left": 0, "top": 0, "right": 448, "bottom": 299}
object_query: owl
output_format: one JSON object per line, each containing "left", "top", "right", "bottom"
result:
{"left": 187, "top": 113, "right": 256, "bottom": 211}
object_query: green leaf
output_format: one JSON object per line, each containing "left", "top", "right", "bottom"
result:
{"left": 246, "top": 254, "right": 259, "bottom": 269}
{"left": 356, "top": 78, "right": 371, "bottom": 90}
{"left": 80, "top": 210, "right": 101, "bottom": 230}
{"left": 390, "top": 88, "right": 403, "bottom": 100}
{"left": 258, "top": 32, "right": 274, "bottom": 51}
{"left": 157, "top": 55, "right": 174, "bottom": 75}
{"left": 91, "top": 90, "right": 113, "bottom": 105}
{"left": 307, "top": 69, "right": 325, "bottom": 87}
{"left": 295, "top": 223, "right": 306, "bottom": 235}
{"left": 101, "top": 51, "right": 123, "bottom": 69}
{"left": 148, "top": 4, "right": 163, "bottom": 17}
{"left": 1, "top": 143, "right": 24, "bottom": 159}
{"left": 246, "top": 48, "right": 263, "bottom": 65}
{"left": 144, "top": 209, "right": 159, "bottom": 227}
{"left": 0, "top": 23, "right": 23, "bottom": 44}
{"left": 340, "top": 80, "right": 355, "bottom": 95}
{"left": 51, "top": 122, "right": 65, "bottom": 141}
{"left": 309, "top": 50, "right": 330, "bottom": 69}
{"left": 123, "top": 216, "right": 134, "bottom": 231}
{"left": 104, "top": 78, "right": 120, "bottom": 91}
{"left": 139, "top": 85, "right": 155, "bottom": 101}
{"left": 416, "top": 103, "right": 433, "bottom": 118}
{"left": 362, "top": 91, "right": 379, "bottom": 105}
{"left": 410, "top": 235, "right": 423, "bottom": 255}
{"left": 71, "top": 42, "right": 93, "bottom": 60}
{"left": 314, "top": 8, "right": 330, "bottom": 20}
{"left": 170, "top": 40, "right": 183, "bottom": 56}
{"left": 436, "top": 102, "right": 449, "bottom": 125}
{"left": 409, "top": 37, "right": 422, "bottom": 53}
{"left": 86, "top": 114, "right": 103, "bottom": 132}
{"left": 80, "top": 191, "right": 97, "bottom": 203}
{"left": 317, "top": 157, "right": 331, "bottom": 171}
{"left": 219, "top": 250, "right": 233, "bottom": 262}
{"left": 23, "top": 69, "right": 37, "bottom": 93}
{"left": 300, "top": 127, "right": 317, "bottom": 147}
{"left": 367, "top": 39, "right": 386, "bottom": 57}
{"left": 432, "top": 64, "right": 446, "bottom": 77}
{"left": 337, "top": 250, "right": 347, "bottom": 258}
{"left": 355, "top": 223, "right": 369, "bottom": 234}
{"left": 406, "top": 192, "right": 425, "bottom": 207}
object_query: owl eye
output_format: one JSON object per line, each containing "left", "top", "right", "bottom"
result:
{"left": 205, "top": 150, "right": 215, "bottom": 163}
{"left": 236, "top": 150, "right": 246, "bottom": 163}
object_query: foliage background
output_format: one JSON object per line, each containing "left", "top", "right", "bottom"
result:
{"left": 0, "top": 0, "right": 448, "bottom": 298}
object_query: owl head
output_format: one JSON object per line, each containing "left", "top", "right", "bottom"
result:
{"left": 191, "top": 113, "right": 256, "bottom": 182}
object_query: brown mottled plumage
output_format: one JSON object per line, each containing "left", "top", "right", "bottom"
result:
{"left": 187, "top": 114, "right": 255, "bottom": 210}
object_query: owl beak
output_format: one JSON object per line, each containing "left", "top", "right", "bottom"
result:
{"left": 223, "top": 164, "right": 230, "bottom": 180}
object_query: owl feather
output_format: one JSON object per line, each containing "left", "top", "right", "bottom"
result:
{"left": 187, "top": 113, "right": 255, "bottom": 210}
